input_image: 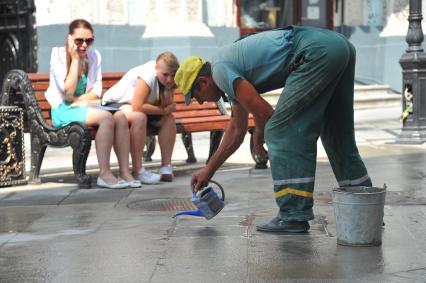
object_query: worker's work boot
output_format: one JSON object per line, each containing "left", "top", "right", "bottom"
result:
{"left": 256, "top": 216, "right": 310, "bottom": 233}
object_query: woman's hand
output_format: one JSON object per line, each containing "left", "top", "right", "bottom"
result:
{"left": 85, "top": 99, "right": 101, "bottom": 107}
{"left": 163, "top": 103, "right": 176, "bottom": 115}
{"left": 70, "top": 100, "right": 88, "bottom": 107}
{"left": 67, "top": 35, "right": 79, "bottom": 61}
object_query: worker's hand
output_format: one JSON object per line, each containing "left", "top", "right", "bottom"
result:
{"left": 191, "top": 167, "right": 213, "bottom": 192}
{"left": 253, "top": 128, "right": 268, "bottom": 161}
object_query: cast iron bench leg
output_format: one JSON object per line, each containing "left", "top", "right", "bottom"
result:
{"left": 143, "top": 136, "right": 156, "bottom": 162}
{"left": 182, "top": 132, "right": 197, "bottom": 163}
{"left": 207, "top": 130, "right": 224, "bottom": 163}
{"left": 69, "top": 128, "right": 92, "bottom": 188}
{"left": 29, "top": 136, "right": 46, "bottom": 184}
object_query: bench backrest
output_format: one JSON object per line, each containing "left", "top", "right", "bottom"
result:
{"left": 27, "top": 72, "right": 234, "bottom": 133}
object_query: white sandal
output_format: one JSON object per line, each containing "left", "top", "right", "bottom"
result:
{"left": 96, "top": 177, "right": 128, "bottom": 189}
{"left": 126, "top": 179, "right": 142, "bottom": 188}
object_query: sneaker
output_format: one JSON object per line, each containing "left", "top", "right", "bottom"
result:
{"left": 256, "top": 216, "right": 310, "bottom": 233}
{"left": 159, "top": 164, "right": 173, "bottom": 182}
{"left": 137, "top": 168, "right": 161, "bottom": 184}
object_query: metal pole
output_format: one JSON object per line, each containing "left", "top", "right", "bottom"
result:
{"left": 397, "top": 0, "right": 426, "bottom": 144}
{"left": 406, "top": 0, "right": 423, "bottom": 52}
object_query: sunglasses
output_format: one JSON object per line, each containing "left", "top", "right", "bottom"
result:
{"left": 74, "top": 38, "right": 94, "bottom": 46}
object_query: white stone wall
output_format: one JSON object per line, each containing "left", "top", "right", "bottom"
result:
{"left": 380, "top": 0, "right": 410, "bottom": 36}
{"left": 34, "top": 0, "right": 237, "bottom": 27}
{"left": 342, "top": 0, "right": 426, "bottom": 36}
{"left": 205, "top": 0, "right": 236, "bottom": 27}
{"left": 35, "top": 0, "right": 128, "bottom": 26}
{"left": 141, "top": 0, "right": 214, "bottom": 37}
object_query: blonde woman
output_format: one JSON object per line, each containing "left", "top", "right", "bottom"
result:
{"left": 102, "top": 52, "right": 179, "bottom": 183}
{"left": 45, "top": 19, "right": 140, "bottom": 189}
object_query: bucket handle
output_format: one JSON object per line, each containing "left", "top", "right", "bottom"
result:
{"left": 208, "top": 179, "right": 225, "bottom": 201}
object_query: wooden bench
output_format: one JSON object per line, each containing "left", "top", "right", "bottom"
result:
{"left": 1, "top": 69, "right": 268, "bottom": 188}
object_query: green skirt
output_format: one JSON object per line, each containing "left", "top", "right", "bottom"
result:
{"left": 51, "top": 102, "right": 88, "bottom": 128}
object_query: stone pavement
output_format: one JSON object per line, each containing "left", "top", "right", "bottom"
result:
{"left": 0, "top": 106, "right": 425, "bottom": 282}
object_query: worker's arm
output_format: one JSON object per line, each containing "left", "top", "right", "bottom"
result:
{"left": 191, "top": 104, "right": 248, "bottom": 190}
{"left": 233, "top": 78, "right": 273, "bottom": 159}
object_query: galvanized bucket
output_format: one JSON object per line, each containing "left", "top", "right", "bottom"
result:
{"left": 332, "top": 186, "right": 386, "bottom": 246}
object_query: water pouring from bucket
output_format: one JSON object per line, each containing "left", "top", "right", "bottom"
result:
{"left": 174, "top": 180, "right": 225, "bottom": 220}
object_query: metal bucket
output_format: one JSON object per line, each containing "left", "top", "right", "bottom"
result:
{"left": 332, "top": 186, "right": 386, "bottom": 246}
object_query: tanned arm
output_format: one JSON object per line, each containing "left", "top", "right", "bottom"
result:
{"left": 191, "top": 104, "right": 248, "bottom": 190}
{"left": 233, "top": 78, "right": 273, "bottom": 158}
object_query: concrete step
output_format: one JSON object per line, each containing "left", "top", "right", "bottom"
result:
{"left": 251, "top": 84, "right": 401, "bottom": 110}
{"left": 353, "top": 84, "right": 401, "bottom": 110}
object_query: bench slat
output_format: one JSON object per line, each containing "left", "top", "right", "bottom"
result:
{"left": 32, "top": 83, "right": 50, "bottom": 91}
{"left": 173, "top": 109, "right": 222, "bottom": 119}
{"left": 176, "top": 121, "right": 228, "bottom": 132}
{"left": 35, "top": 92, "right": 47, "bottom": 100}
{"left": 38, "top": 101, "right": 51, "bottom": 111}
{"left": 175, "top": 102, "right": 219, "bottom": 111}
{"left": 28, "top": 73, "right": 49, "bottom": 81}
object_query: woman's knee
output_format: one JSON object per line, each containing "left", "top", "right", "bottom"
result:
{"left": 131, "top": 112, "right": 148, "bottom": 128}
{"left": 87, "top": 109, "right": 114, "bottom": 127}
{"left": 101, "top": 115, "right": 115, "bottom": 129}
{"left": 113, "top": 111, "right": 129, "bottom": 127}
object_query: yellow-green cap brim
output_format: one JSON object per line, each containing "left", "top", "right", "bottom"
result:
{"left": 185, "top": 89, "right": 192, "bottom": 105}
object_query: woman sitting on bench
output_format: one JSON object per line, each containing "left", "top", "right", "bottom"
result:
{"left": 102, "top": 52, "right": 179, "bottom": 183}
{"left": 45, "top": 19, "right": 140, "bottom": 189}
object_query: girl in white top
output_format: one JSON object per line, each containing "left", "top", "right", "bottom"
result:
{"left": 102, "top": 52, "right": 178, "bottom": 183}
{"left": 45, "top": 19, "right": 140, "bottom": 189}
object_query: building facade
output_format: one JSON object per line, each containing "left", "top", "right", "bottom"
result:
{"left": 27, "top": 0, "right": 426, "bottom": 92}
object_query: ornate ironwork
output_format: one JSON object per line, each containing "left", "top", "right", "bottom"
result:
{"left": 1, "top": 69, "right": 93, "bottom": 187}
{"left": 0, "top": 106, "right": 26, "bottom": 186}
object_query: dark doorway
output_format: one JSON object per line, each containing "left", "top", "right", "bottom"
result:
{"left": 0, "top": 0, "right": 38, "bottom": 84}
{"left": 237, "top": 0, "right": 334, "bottom": 36}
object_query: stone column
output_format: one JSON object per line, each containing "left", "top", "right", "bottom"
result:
{"left": 140, "top": 0, "right": 217, "bottom": 61}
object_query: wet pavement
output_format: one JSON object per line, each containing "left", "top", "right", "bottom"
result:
{"left": 0, "top": 107, "right": 425, "bottom": 282}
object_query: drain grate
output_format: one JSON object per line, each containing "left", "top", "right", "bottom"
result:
{"left": 127, "top": 198, "right": 196, "bottom": 211}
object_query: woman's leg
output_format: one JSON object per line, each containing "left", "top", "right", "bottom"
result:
{"left": 155, "top": 113, "right": 176, "bottom": 166}
{"left": 112, "top": 111, "right": 134, "bottom": 181}
{"left": 119, "top": 105, "right": 148, "bottom": 176}
{"left": 85, "top": 108, "right": 118, "bottom": 184}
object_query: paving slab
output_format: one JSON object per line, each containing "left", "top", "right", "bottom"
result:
{"left": 0, "top": 108, "right": 425, "bottom": 282}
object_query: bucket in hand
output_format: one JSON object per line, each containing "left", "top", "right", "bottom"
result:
{"left": 332, "top": 186, "right": 386, "bottom": 246}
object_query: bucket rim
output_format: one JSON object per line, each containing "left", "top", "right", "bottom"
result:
{"left": 332, "top": 186, "right": 386, "bottom": 195}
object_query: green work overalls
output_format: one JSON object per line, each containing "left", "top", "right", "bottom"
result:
{"left": 264, "top": 26, "right": 372, "bottom": 221}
